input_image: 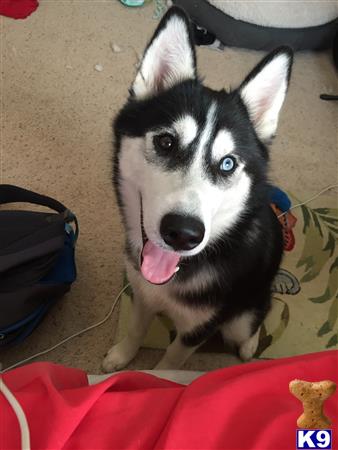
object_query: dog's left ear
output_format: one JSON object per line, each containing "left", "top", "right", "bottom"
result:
{"left": 131, "top": 7, "right": 196, "bottom": 99}
{"left": 239, "top": 47, "right": 293, "bottom": 142}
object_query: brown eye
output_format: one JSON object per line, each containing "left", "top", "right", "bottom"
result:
{"left": 154, "top": 134, "right": 176, "bottom": 151}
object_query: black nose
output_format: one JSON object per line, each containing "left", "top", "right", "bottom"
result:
{"left": 160, "top": 214, "right": 205, "bottom": 251}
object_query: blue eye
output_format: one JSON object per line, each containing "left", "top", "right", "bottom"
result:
{"left": 220, "top": 156, "right": 236, "bottom": 173}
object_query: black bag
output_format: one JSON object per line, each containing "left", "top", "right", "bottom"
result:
{"left": 0, "top": 185, "right": 78, "bottom": 346}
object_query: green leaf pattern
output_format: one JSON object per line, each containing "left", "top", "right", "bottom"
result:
{"left": 264, "top": 203, "right": 338, "bottom": 352}
{"left": 326, "top": 334, "right": 338, "bottom": 348}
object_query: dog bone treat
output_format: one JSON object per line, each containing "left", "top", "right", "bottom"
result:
{"left": 289, "top": 379, "right": 336, "bottom": 429}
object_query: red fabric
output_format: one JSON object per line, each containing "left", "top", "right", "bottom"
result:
{"left": 1, "top": 351, "right": 337, "bottom": 449}
{"left": 0, "top": 0, "right": 38, "bottom": 19}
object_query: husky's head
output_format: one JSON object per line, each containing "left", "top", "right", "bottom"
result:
{"left": 114, "top": 7, "right": 293, "bottom": 285}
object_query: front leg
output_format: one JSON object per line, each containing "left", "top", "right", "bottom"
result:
{"left": 155, "top": 304, "right": 216, "bottom": 370}
{"left": 102, "top": 293, "right": 154, "bottom": 372}
{"left": 154, "top": 334, "right": 200, "bottom": 370}
{"left": 238, "top": 326, "right": 261, "bottom": 361}
{"left": 220, "top": 311, "right": 261, "bottom": 362}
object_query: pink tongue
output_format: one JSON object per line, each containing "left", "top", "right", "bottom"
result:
{"left": 141, "top": 240, "right": 180, "bottom": 284}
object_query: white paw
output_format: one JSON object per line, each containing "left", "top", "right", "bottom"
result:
{"left": 239, "top": 330, "right": 260, "bottom": 362}
{"left": 102, "top": 341, "right": 137, "bottom": 373}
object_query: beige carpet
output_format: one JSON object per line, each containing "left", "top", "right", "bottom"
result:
{"left": 1, "top": 1, "right": 337, "bottom": 373}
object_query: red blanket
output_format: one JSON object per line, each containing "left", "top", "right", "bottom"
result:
{"left": 1, "top": 351, "right": 337, "bottom": 449}
{"left": 0, "top": 0, "right": 38, "bottom": 19}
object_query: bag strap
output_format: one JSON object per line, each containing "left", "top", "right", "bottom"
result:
{"left": 0, "top": 184, "right": 67, "bottom": 212}
{"left": 0, "top": 184, "right": 79, "bottom": 241}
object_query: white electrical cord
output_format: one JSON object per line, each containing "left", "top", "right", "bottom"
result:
{"left": 0, "top": 184, "right": 337, "bottom": 374}
{"left": 0, "top": 377, "right": 31, "bottom": 450}
{"left": 1, "top": 283, "right": 131, "bottom": 374}
{"left": 277, "top": 183, "right": 338, "bottom": 218}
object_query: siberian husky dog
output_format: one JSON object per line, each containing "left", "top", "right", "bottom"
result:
{"left": 102, "top": 7, "right": 293, "bottom": 371}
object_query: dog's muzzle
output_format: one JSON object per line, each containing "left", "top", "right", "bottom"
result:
{"left": 139, "top": 197, "right": 180, "bottom": 285}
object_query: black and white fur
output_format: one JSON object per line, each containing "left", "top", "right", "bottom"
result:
{"left": 102, "top": 7, "right": 293, "bottom": 371}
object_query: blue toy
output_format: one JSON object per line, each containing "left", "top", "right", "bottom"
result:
{"left": 270, "top": 186, "right": 291, "bottom": 213}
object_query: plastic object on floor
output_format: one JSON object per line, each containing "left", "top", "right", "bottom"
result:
{"left": 119, "top": 0, "right": 145, "bottom": 6}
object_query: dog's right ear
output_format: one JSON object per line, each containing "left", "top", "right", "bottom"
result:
{"left": 131, "top": 7, "right": 196, "bottom": 99}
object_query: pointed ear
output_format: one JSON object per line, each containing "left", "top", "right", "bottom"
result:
{"left": 239, "top": 47, "right": 293, "bottom": 142}
{"left": 131, "top": 7, "right": 196, "bottom": 99}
